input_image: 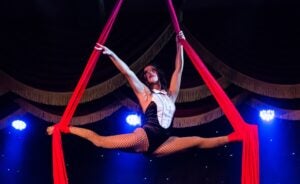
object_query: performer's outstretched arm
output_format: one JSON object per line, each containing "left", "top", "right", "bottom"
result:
{"left": 168, "top": 31, "right": 185, "bottom": 102}
{"left": 95, "top": 44, "right": 151, "bottom": 110}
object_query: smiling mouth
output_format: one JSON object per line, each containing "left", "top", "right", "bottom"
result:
{"left": 149, "top": 75, "right": 157, "bottom": 80}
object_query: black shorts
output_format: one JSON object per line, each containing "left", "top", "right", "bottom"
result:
{"left": 142, "top": 123, "right": 170, "bottom": 154}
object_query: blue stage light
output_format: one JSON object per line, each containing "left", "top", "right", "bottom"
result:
{"left": 259, "top": 109, "right": 275, "bottom": 122}
{"left": 11, "top": 120, "right": 27, "bottom": 130}
{"left": 126, "top": 114, "right": 141, "bottom": 126}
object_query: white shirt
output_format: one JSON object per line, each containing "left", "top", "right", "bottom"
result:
{"left": 151, "top": 89, "right": 176, "bottom": 129}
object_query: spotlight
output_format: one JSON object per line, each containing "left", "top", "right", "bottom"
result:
{"left": 126, "top": 114, "right": 141, "bottom": 126}
{"left": 11, "top": 120, "right": 27, "bottom": 131}
{"left": 259, "top": 109, "right": 275, "bottom": 122}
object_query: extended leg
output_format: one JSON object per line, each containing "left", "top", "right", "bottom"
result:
{"left": 153, "top": 136, "right": 229, "bottom": 157}
{"left": 47, "top": 126, "right": 149, "bottom": 152}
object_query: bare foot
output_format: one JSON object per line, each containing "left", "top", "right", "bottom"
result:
{"left": 47, "top": 126, "right": 54, "bottom": 135}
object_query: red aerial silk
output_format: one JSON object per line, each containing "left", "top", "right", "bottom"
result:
{"left": 51, "top": 0, "right": 124, "bottom": 183}
{"left": 166, "top": 0, "right": 260, "bottom": 184}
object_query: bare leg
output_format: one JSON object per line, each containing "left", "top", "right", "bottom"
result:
{"left": 153, "top": 136, "right": 229, "bottom": 157}
{"left": 197, "top": 136, "right": 229, "bottom": 149}
{"left": 47, "top": 126, "right": 149, "bottom": 153}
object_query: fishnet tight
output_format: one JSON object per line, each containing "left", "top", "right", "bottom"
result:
{"left": 70, "top": 127, "right": 228, "bottom": 156}
{"left": 153, "top": 136, "right": 228, "bottom": 157}
{"left": 83, "top": 128, "right": 149, "bottom": 153}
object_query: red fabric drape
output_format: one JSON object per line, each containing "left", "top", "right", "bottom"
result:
{"left": 166, "top": 0, "right": 259, "bottom": 183}
{"left": 51, "top": 0, "right": 124, "bottom": 183}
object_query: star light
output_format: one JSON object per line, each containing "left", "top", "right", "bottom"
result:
{"left": 259, "top": 109, "right": 275, "bottom": 122}
{"left": 126, "top": 114, "right": 141, "bottom": 126}
{"left": 11, "top": 120, "right": 27, "bottom": 131}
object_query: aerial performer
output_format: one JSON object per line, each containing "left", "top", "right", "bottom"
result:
{"left": 47, "top": 31, "right": 238, "bottom": 156}
{"left": 48, "top": 1, "right": 258, "bottom": 183}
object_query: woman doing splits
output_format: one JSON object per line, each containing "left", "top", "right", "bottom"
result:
{"left": 47, "top": 31, "right": 237, "bottom": 157}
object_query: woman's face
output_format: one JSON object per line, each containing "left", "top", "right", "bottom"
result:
{"left": 143, "top": 65, "right": 159, "bottom": 84}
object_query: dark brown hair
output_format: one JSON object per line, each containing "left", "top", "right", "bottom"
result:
{"left": 140, "top": 64, "right": 167, "bottom": 90}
